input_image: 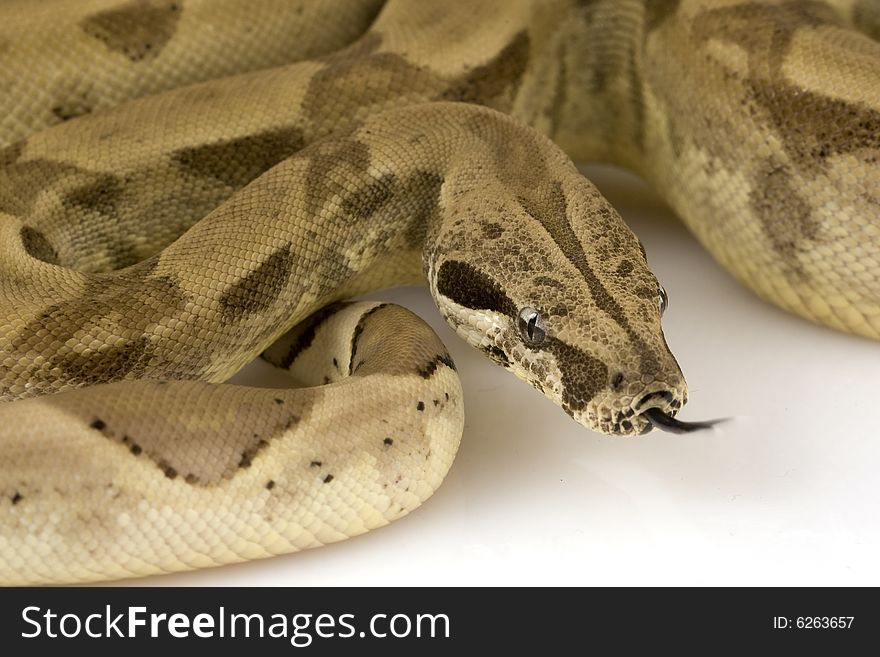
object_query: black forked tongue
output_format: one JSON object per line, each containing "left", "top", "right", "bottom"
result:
{"left": 642, "top": 407, "right": 721, "bottom": 434}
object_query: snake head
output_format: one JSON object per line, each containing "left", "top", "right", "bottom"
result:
{"left": 428, "top": 167, "right": 703, "bottom": 436}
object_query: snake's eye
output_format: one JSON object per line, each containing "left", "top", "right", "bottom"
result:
{"left": 659, "top": 285, "right": 668, "bottom": 316}
{"left": 518, "top": 307, "right": 545, "bottom": 346}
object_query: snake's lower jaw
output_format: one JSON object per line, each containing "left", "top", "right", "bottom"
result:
{"left": 581, "top": 386, "right": 693, "bottom": 436}
{"left": 579, "top": 406, "right": 652, "bottom": 437}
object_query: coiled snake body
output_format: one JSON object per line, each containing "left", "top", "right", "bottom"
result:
{"left": 0, "top": 0, "right": 877, "bottom": 584}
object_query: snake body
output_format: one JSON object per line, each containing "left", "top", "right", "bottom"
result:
{"left": 0, "top": 0, "right": 878, "bottom": 584}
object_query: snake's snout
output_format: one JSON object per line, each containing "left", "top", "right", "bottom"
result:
{"left": 635, "top": 390, "right": 679, "bottom": 412}
{"left": 635, "top": 391, "right": 722, "bottom": 434}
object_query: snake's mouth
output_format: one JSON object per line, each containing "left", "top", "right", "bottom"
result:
{"left": 592, "top": 390, "right": 719, "bottom": 436}
{"left": 640, "top": 407, "right": 720, "bottom": 434}
{"left": 634, "top": 391, "right": 721, "bottom": 434}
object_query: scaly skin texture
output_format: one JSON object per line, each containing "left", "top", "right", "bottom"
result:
{"left": 0, "top": 0, "right": 877, "bottom": 583}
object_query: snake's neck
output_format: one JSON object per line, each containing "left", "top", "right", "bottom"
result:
{"left": 363, "top": 0, "right": 654, "bottom": 169}
{"left": 508, "top": 0, "right": 650, "bottom": 169}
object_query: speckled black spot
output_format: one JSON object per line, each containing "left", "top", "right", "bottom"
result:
{"left": 90, "top": 418, "right": 107, "bottom": 432}
{"left": 416, "top": 401, "right": 425, "bottom": 412}
{"left": 616, "top": 260, "right": 634, "bottom": 277}
{"left": 239, "top": 439, "right": 269, "bottom": 468}
{"left": 417, "top": 353, "right": 457, "bottom": 379}
{"left": 266, "top": 480, "right": 276, "bottom": 490}
{"left": 310, "top": 460, "right": 322, "bottom": 468}
{"left": 384, "top": 437, "right": 393, "bottom": 446}
{"left": 323, "top": 474, "right": 334, "bottom": 484}
{"left": 11, "top": 492, "right": 23, "bottom": 505}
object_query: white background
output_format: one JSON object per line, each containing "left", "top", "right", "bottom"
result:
{"left": 136, "top": 164, "right": 880, "bottom": 586}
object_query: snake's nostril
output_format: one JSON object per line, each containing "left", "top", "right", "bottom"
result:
{"left": 636, "top": 390, "right": 674, "bottom": 410}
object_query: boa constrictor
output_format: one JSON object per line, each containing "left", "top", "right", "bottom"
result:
{"left": 0, "top": 0, "right": 877, "bottom": 584}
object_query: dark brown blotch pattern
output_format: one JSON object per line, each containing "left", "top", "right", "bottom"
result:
{"left": 63, "top": 174, "right": 123, "bottom": 217}
{"left": 401, "top": 171, "right": 444, "bottom": 248}
{"left": 548, "top": 337, "right": 609, "bottom": 415}
{"left": 303, "top": 33, "right": 427, "bottom": 123}
{"left": 749, "top": 81, "right": 880, "bottom": 170}
{"left": 8, "top": 266, "right": 189, "bottom": 393}
{"left": 338, "top": 167, "right": 442, "bottom": 244}
{"left": 57, "top": 336, "right": 154, "bottom": 384}
{"left": 341, "top": 172, "right": 397, "bottom": 220}
{"left": 218, "top": 242, "right": 295, "bottom": 318}
{"left": 81, "top": 0, "right": 183, "bottom": 62}
{"left": 173, "top": 126, "right": 305, "bottom": 188}
{"left": 0, "top": 158, "right": 85, "bottom": 217}
{"left": 264, "top": 301, "right": 353, "bottom": 370}
{"left": 853, "top": 0, "right": 880, "bottom": 40}
{"left": 20, "top": 226, "right": 58, "bottom": 264}
{"left": 749, "top": 164, "right": 819, "bottom": 265}
{"left": 644, "top": 0, "right": 681, "bottom": 34}
{"left": 348, "top": 303, "right": 388, "bottom": 374}
{"left": 693, "top": 2, "right": 838, "bottom": 79}
{"left": 442, "top": 31, "right": 530, "bottom": 111}
{"left": 51, "top": 97, "right": 93, "bottom": 123}
{"left": 0, "top": 141, "right": 24, "bottom": 168}
{"left": 303, "top": 139, "right": 371, "bottom": 219}
{"left": 436, "top": 259, "right": 517, "bottom": 317}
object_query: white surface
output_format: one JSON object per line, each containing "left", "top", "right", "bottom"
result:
{"left": 138, "top": 164, "right": 880, "bottom": 587}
